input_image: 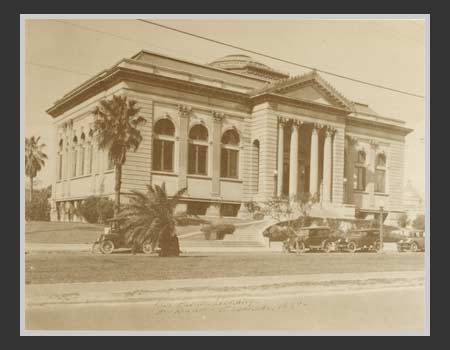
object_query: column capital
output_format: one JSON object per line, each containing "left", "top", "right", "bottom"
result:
{"left": 277, "top": 116, "right": 289, "bottom": 126}
{"left": 292, "top": 119, "right": 304, "bottom": 128}
{"left": 178, "top": 104, "right": 192, "bottom": 117}
{"left": 211, "top": 110, "right": 225, "bottom": 123}
{"left": 325, "top": 126, "right": 337, "bottom": 137}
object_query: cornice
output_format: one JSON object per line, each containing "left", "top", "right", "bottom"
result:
{"left": 346, "top": 115, "right": 413, "bottom": 136}
{"left": 250, "top": 92, "right": 351, "bottom": 117}
{"left": 47, "top": 67, "right": 251, "bottom": 118}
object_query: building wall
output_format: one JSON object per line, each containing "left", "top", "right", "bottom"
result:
{"left": 49, "top": 72, "right": 410, "bottom": 221}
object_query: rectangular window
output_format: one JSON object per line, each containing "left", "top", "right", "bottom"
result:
{"left": 58, "top": 154, "right": 63, "bottom": 180}
{"left": 221, "top": 149, "right": 239, "bottom": 179}
{"left": 72, "top": 150, "right": 77, "bottom": 177}
{"left": 88, "top": 145, "right": 93, "bottom": 174}
{"left": 80, "top": 148, "right": 85, "bottom": 175}
{"left": 107, "top": 153, "right": 114, "bottom": 171}
{"left": 355, "top": 166, "right": 366, "bottom": 191}
{"left": 375, "top": 169, "right": 385, "bottom": 193}
{"left": 163, "top": 141, "right": 173, "bottom": 172}
{"left": 153, "top": 139, "right": 174, "bottom": 172}
{"left": 188, "top": 144, "right": 207, "bottom": 175}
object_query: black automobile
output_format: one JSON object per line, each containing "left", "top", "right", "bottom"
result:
{"left": 335, "top": 229, "right": 380, "bottom": 253}
{"left": 92, "top": 219, "right": 154, "bottom": 254}
{"left": 283, "top": 226, "right": 339, "bottom": 253}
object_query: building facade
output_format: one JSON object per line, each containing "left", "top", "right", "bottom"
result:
{"left": 47, "top": 51, "right": 412, "bottom": 222}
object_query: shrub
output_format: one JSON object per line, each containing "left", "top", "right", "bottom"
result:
{"left": 175, "top": 214, "right": 210, "bottom": 227}
{"left": 263, "top": 225, "right": 294, "bottom": 242}
{"left": 397, "top": 213, "right": 409, "bottom": 228}
{"left": 25, "top": 187, "right": 51, "bottom": 221}
{"left": 253, "top": 212, "right": 265, "bottom": 220}
{"left": 78, "top": 196, "right": 114, "bottom": 224}
{"left": 201, "top": 223, "right": 236, "bottom": 240}
{"left": 412, "top": 214, "right": 425, "bottom": 230}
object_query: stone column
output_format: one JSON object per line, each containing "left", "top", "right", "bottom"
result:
{"left": 323, "top": 127, "right": 334, "bottom": 203}
{"left": 289, "top": 121, "right": 300, "bottom": 199}
{"left": 211, "top": 111, "right": 224, "bottom": 197}
{"left": 309, "top": 123, "right": 320, "bottom": 197}
{"left": 178, "top": 105, "right": 191, "bottom": 190}
{"left": 277, "top": 117, "right": 285, "bottom": 197}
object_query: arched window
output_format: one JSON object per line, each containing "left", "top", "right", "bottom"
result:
{"left": 72, "top": 136, "right": 78, "bottom": 177}
{"left": 87, "top": 130, "right": 94, "bottom": 175}
{"left": 58, "top": 139, "right": 63, "bottom": 180}
{"left": 188, "top": 125, "right": 208, "bottom": 175}
{"left": 355, "top": 150, "right": 366, "bottom": 191}
{"left": 221, "top": 129, "right": 240, "bottom": 179}
{"left": 80, "top": 133, "right": 86, "bottom": 176}
{"left": 252, "top": 140, "right": 260, "bottom": 192}
{"left": 375, "top": 153, "right": 386, "bottom": 193}
{"left": 153, "top": 118, "right": 175, "bottom": 172}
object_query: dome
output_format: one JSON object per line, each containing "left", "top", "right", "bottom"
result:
{"left": 208, "top": 54, "right": 289, "bottom": 81}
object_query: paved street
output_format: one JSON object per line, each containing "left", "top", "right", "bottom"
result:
{"left": 26, "top": 284, "right": 425, "bottom": 332}
{"left": 25, "top": 269, "right": 426, "bottom": 332}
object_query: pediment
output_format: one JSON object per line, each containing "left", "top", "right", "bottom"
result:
{"left": 281, "top": 84, "right": 339, "bottom": 107}
{"left": 257, "top": 71, "right": 354, "bottom": 111}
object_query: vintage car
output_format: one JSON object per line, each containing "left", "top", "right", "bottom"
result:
{"left": 335, "top": 229, "right": 380, "bottom": 253}
{"left": 283, "top": 226, "right": 339, "bottom": 253}
{"left": 91, "top": 219, "right": 154, "bottom": 254}
{"left": 397, "top": 231, "right": 425, "bottom": 252}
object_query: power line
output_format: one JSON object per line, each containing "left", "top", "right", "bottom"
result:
{"left": 137, "top": 19, "right": 424, "bottom": 99}
{"left": 51, "top": 19, "right": 208, "bottom": 64}
{"left": 26, "top": 61, "right": 92, "bottom": 77}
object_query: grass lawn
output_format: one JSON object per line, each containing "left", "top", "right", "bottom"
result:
{"left": 26, "top": 221, "right": 105, "bottom": 244}
{"left": 26, "top": 221, "right": 207, "bottom": 244}
{"left": 25, "top": 217, "right": 258, "bottom": 244}
{"left": 26, "top": 251, "right": 424, "bottom": 284}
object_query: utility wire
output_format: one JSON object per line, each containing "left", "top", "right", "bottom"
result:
{"left": 52, "top": 19, "right": 208, "bottom": 64}
{"left": 26, "top": 61, "right": 92, "bottom": 77}
{"left": 137, "top": 19, "right": 424, "bottom": 99}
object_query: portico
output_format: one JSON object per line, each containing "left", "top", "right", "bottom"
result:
{"left": 276, "top": 116, "right": 338, "bottom": 205}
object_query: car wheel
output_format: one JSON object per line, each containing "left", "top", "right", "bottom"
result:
{"left": 142, "top": 241, "right": 153, "bottom": 254}
{"left": 347, "top": 241, "right": 357, "bottom": 253}
{"left": 295, "top": 241, "right": 306, "bottom": 254}
{"left": 410, "top": 242, "right": 418, "bottom": 252}
{"left": 100, "top": 240, "right": 114, "bottom": 254}
{"left": 324, "top": 241, "right": 333, "bottom": 253}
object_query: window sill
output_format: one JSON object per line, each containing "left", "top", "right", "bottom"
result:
{"left": 375, "top": 192, "right": 389, "bottom": 197}
{"left": 353, "top": 190, "right": 369, "bottom": 194}
{"left": 220, "top": 177, "right": 242, "bottom": 183}
{"left": 187, "top": 174, "right": 211, "bottom": 180}
{"left": 152, "top": 171, "right": 178, "bottom": 177}
{"left": 70, "top": 174, "right": 93, "bottom": 180}
{"left": 104, "top": 169, "right": 114, "bottom": 174}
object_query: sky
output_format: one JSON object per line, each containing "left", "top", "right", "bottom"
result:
{"left": 24, "top": 17, "right": 427, "bottom": 197}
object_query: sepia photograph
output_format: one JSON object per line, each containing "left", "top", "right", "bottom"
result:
{"left": 21, "top": 14, "right": 429, "bottom": 335}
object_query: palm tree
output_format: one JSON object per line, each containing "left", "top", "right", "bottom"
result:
{"left": 93, "top": 95, "right": 146, "bottom": 216}
{"left": 25, "top": 136, "right": 48, "bottom": 202}
{"left": 117, "top": 183, "right": 204, "bottom": 256}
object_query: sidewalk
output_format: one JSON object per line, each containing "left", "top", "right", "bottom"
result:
{"left": 26, "top": 270, "right": 424, "bottom": 306}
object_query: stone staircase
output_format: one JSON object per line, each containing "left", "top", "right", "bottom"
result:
{"left": 224, "top": 219, "right": 277, "bottom": 245}
{"left": 178, "top": 219, "right": 278, "bottom": 251}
